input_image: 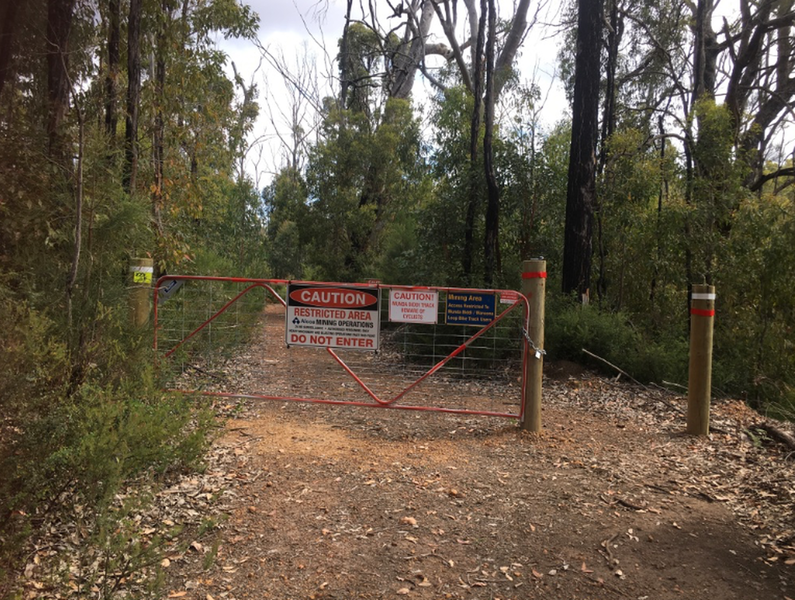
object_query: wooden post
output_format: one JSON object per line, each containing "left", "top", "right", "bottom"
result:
{"left": 129, "top": 257, "right": 153, "bottom": 327}
{"left": 687, "top": 284, "right": 715, "bottom": 436}
{"left": 520, "top": 259, "right": 546, "bottom": 432}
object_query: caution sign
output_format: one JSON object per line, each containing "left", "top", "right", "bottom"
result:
{"left": 286, "top": 283, "right": 380, "bottom": 350}
{"left": 389, "top": 289, "right": 438, "bottom": 324}
{"left": 445, "top": 291, "right": 496, "bottom": 326}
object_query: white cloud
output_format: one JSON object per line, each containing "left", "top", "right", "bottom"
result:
{"left": 222, "top": 0, "right": 567, "bottom": 185}
{"left": 249, "top": 0, "right": 346, "bottom": 37}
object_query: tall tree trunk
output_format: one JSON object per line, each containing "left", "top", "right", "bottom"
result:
{"left": 124, "top": 0, "right": 142, "bottom": 194}
{"left": 692, "top": 0, "right": 717, "bottom": 104}
{"left": 338, "top": 0, "right": 354, "bottom": 108}
{"left": 152, "top": 0, "right": 172, "bottom": 237}
{"left": 46, "top": 0, "right": 76, "bottom": 165}
{"left": 389, "top": 0, "right": 437, "bottom": 99}
{"left": 562, "top": 0, "right": 603, "bottom": 302}
{"left": 650, "top": 115, "right": 668, "bottom": 305}
{"left": 519, "top": 125, "right": 537, "bottom": 260}
{"left": 67, "top": 109, "right": 84, "bottom": 330}
{"left": 105, "top": 0, "right": 120, "bottom": 139}
{"left": 0, "top": 0, "right": 19, "bottom": 100}
{"left": 598, "top": 0, "right": 619, "bottom": 175}
{"left": 493, "top": 0, "right": 532, "bottom": 98}
{"left": 596, "top": 0, "right": 618, "bottom": 301}
{"left": 483, "top": 0, "right": 500, "bottom": 286}
{"left": 691, "top": 0, "right": 721, "bottom": 284}
{"left": 683, "top": 121, "right": 694, "bottom": 288}
{"left": 462, "top": 0, "right": 487, "bottom": 284}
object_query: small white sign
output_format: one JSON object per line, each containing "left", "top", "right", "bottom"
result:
{"left": 389, "top": 289, "right": 438, "bottom": 324}
{"left": 500, "top": 290, "right": 520, "bottom": 304}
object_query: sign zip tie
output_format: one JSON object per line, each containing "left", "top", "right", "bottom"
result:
{"left": 522, "top": 327, "right": 546, "bottom": 360}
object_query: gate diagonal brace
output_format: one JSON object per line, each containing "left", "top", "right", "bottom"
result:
{"left": 327, "top": 300, "right": 527, "bottom": 407}
{"left": 326, "top": 347, "right": 390, "bottom": 405}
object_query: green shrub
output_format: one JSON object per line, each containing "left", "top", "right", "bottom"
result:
{"left": 545, "top": 295, "right": 688, "bottom": 384}
{"left": 0, "top": 292, "right": 215, "bottom": 594}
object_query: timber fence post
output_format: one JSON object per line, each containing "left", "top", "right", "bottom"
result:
{"left": 129, "top": 257, "right": 154, "bottom": 327}
{"left": 687, "top": 284, "right": 715, "bottom": 436}
{"left": 521, "top": 259, "right": 546, "bottom": 432}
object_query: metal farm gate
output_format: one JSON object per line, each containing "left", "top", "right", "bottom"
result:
{"left": 154, "top": 276, "right": 531, "bottom": 419}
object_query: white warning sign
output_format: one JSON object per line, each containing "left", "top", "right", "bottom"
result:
{"left": 389, "top": 289, "right": 438, "bottom": 324}
{"left": 286, "top": 283, "right": 380, "bottom": 350}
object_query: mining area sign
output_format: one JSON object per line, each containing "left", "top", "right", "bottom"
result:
{"left": 285, "top": 283, "right": 380, "bottom": 350}
{"left": 445, "top": 291, "right": 497, "bottom": 326}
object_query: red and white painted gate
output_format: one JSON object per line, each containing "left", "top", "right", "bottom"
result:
{"left": 154, "top": 277, "right": 531, "bottom": 419}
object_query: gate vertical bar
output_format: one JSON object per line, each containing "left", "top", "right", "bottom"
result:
{"left": 687, "top": 284, "right": 715, "bottom": 435}
{"left": 521, "top": 259, "right": 546, "bottom": 432}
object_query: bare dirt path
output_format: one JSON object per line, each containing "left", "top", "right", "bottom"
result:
{"left": 160, "top": 307, "right": 795, "bottom": 600}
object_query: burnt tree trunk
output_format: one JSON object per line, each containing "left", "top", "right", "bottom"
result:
{"left": 595, "top": 0, "right": 621, "bottom": 301}
{"left": 562, "top": 0, "right": 603, "bottom": 302}
{"left": 483, "top": 0, "right": 500, "bottom": 286}
{"left": 598, "top": 0, "right": 619, "bottom": 175}
{"left": 462, "top": 0, "right": 487, "bottom": 284}
{"left": 123, "top": 0, "right": 142, "bottom": 194}
{"left": 0, "top": 0, "right": 19, "bottom": 100}
{"left": 692, "top": 0, "right": 718, "bottom": 105}
{"left": 46, "top": 0, "right": 76, "bottom": 165}
{"left": 105, "top": 0, "right": 120, "bottom": 139}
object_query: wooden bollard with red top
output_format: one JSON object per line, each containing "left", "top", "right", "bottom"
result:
{"left": 520, "top": 259, "right": 546, "bottom": 432}
{"left": 687, "top": 284, "right": 716, "bottom": 436}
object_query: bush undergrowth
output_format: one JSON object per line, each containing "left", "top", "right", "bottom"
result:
{"left": 0, "top": 291, "right": 215, "bottom": 596}
{"left": 545, "top": 294, "right": 689, "bottom": 386}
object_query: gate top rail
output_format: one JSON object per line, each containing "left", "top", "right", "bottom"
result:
{"left": 154, "top": 274, "right": 527, "bottom": 295}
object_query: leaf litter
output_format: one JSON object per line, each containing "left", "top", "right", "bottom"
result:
{"left": 9, "top": 311, "right": 795, "bottom": 599}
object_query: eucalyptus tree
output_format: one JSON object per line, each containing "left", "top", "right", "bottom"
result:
{"left": 629, "top": 0, "right": 795, "bottom": 283}
{"left": 558, "top": 0, "right": 794, "bottom": 302}
{"left": 424, "top": 0, "right": 541, "bottom": 285}
{"left": 0, "top": 0, "right": 262, "bottom": 326}
{"left": 561, "top": 0, "right": 603, "bottom": 302}
{"left": 0, "top": 1, "right": 265, "bottom": 579}
{"left": 554, "top": 0, "right": 795, "bottom": 406}
{"left": 334, "top": 0, "right": 543, "bottom": 285}
{"left": 305, "top": 95, "right": 426, "bottom": 281}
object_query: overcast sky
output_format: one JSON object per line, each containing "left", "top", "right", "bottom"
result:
{"left": 218, "top": 0, "right": 567, "bottom": 187}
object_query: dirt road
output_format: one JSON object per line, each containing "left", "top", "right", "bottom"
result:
{"left": 160, "top": 346, "right": 795, "bottom": 599}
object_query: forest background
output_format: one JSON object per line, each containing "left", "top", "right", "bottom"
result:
{"left": 0, "top": 0, "right": 794, "bottom": 595}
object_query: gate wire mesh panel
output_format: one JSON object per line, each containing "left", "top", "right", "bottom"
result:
{"left": 155, "top": 278, "right": 527, "bottom": 418}
{"left": 155, "top": 277, "right": 277, "bottom": 388}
